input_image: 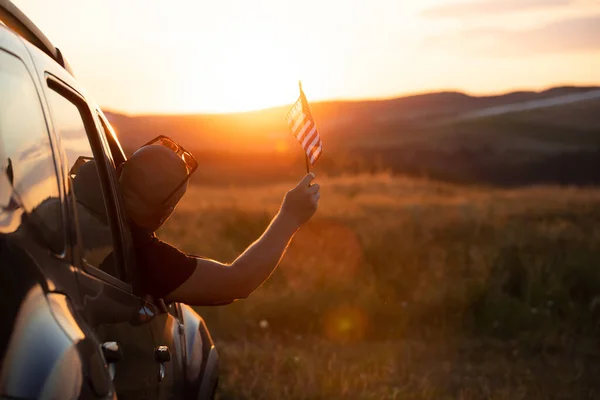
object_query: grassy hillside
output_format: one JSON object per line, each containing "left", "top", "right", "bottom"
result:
{"left": 159, "top": 174, "right": 600, "bottom": 399}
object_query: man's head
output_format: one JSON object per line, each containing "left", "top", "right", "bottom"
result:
{"left": 119, "top": 144, "right": 191, "bottom": 232}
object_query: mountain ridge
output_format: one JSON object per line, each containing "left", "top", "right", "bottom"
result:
{"left": 103, "top": 85, "right": 600, "bottom": 186}
{"left": 105, "top": 85, "right": 600, "bottom": 154}
{"left": 104, "top": 85, "right": 599, "bottom": 119}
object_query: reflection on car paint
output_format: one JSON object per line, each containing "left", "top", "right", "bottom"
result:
{"left": 47, "top": 293, "right": 85, "bottom": 342}
{"left": 0, "top": 50, "right": 64, "bottom": 252}
{"left": 0, "top": 286, "right": 83, "bottom": 399}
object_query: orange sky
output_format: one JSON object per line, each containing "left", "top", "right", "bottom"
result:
{"left": 13, "top": 0, "right": 600, "bottom": 114}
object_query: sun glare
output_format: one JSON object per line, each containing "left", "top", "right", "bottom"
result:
{"left": 166, "top": 1, "right": 330, "bottom": 114}
{"left": 184, "top": 43, "right": 301, "bottom": 113}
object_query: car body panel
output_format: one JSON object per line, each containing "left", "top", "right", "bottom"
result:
{"left": 0, "top": 224, "right": 114, "bottom": 399}
{"left": 180, "top": 305, "right": 219, "bottom": 399}
{"left": 1, "top": 286, "right": 83, "bottom": 399}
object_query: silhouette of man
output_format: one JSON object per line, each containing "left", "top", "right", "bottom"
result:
{"left": 119, "top": 137, "right": 320, "bottom": 305}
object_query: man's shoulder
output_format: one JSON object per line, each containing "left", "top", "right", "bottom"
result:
{"left": 132, "top": 227, "right": 193, "bottom": 264}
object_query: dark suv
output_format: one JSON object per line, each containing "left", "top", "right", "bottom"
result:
{"left": 0, "top": 1, "right": 218, "bottom": 399}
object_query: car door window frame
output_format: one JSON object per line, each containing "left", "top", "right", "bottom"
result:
{"left": 95, "top": 110, "right": 138, "bottom": 288}
{"left": 45, "top": 74, "right": 133, "bottom": 290}
{"left": 97, "top": 112, "right": 126, "bottom": 168}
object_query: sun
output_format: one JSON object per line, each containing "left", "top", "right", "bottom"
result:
{"left": 180, "top": 33, "right": 304, "bottom": 113}
{"left": 162, "top": 1, "right": 336, "bottom": 114}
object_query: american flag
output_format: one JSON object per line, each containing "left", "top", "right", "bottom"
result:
{"left": 285, "top": 82, "right": 322, "bottom": 166}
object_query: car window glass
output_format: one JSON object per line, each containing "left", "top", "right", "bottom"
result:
{"left": 0, "top": 50, "right": 64, "bottom": 253}
{"left": 45, "top": 89, "right": 119, "bottom": 278}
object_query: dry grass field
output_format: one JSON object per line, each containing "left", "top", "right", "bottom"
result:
{"left": 159, "top": 173, "right": 600, "bottom": 399}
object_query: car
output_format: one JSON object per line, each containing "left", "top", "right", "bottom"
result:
{"left": 0, "top": 1, "right": 219, "bottom": 398}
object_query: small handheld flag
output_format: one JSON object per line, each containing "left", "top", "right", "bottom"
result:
{"left": 286, "top": 81, "right": 322, "bottom": 172}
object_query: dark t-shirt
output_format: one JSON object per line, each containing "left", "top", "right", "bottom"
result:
{"left": 131, "top": 227, "right": 197, "bottom": 299}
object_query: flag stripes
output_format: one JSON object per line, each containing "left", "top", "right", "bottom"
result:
{"left": 286, "top": 87, "right": 322, "bottom": 166}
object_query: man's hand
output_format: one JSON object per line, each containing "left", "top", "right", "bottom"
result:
{"left": 280, "top": 173, "right": 320, "bottom": 229}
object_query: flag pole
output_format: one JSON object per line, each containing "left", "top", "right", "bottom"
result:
{"left": 305, "top": 153, "right": 310, "bottom": 173}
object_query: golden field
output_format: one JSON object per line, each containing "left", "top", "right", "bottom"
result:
{"left": 159, "top": 173, "right": 600, "bottom": 399}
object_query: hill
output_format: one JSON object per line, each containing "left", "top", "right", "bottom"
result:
{"left": 105, "top": 86, "right": 600, "bottom": 186}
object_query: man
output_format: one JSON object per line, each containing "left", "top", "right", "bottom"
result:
{"left": 118, "top": 136, "right": 320, "bottom": 305}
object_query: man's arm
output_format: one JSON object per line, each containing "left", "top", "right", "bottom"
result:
{"left": 165, "top": 173, "right": 320, "bottom": 305}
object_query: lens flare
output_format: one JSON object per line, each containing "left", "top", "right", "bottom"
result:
{"left": 323, "top": 305, "right": 368, "bottom": 343}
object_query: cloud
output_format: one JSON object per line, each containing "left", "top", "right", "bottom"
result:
{"left": 422, "top": 0, "right": 573, "bottom": 18}
{"left": 424, "top": 16, "right": 600, "bottom": 56}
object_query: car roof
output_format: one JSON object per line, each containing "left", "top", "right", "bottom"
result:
{"left": 0, "top": 0, "right": 73, "bottom": 75}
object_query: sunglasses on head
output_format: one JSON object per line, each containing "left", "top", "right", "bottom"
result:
{"left": 142, "top": 135, "right": 198, "bottom": 205}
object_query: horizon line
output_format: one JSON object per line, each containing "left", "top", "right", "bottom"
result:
{"left": 102, "top": 82, "right": 600, "bottom": 117}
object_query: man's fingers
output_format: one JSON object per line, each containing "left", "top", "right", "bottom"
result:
{"left": 312, "top": 192, "right": 321, "bottom": 202}
{"left": 298, "top": 172, "right": 315, "bottom": 188}
{"left": 308, "top": 183, "right": 320, "bottom": 194}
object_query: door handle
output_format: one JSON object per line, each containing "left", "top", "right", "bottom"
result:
{"left": 154, "top": 345, "right": 171, "bottom": 382}
{"left": 101, "top": 341, "right": 123, "bottom": 380}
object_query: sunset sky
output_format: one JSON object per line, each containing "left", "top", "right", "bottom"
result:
{"left": 13, "top": 0, "right": 600, "bottom": 114}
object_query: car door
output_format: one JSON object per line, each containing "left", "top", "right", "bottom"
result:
{"left": 96, "top": 111, "right": 188, "bottom": 399}
{"left": 41, "top": 74, "right": 164, "bottom": 399}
